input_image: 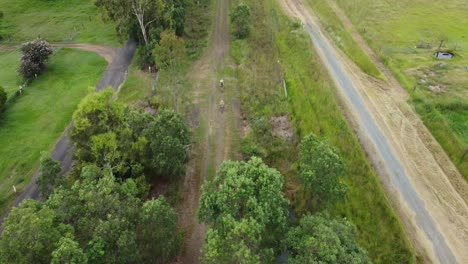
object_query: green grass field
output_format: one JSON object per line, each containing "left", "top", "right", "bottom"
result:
{"left": 303, "top": 0, "right": 384, "bottom": 80}
{"left": 0, "top": 48, "right": 106, "bottom": 214}
{"left": 0, "top": 50, "right": 20, "bottom": 96}
{"left": 232, "top": 0, "right": 416, "bottom": 262}
{"left": 0, "top": 0, "right": 117, "bottom": 45}
{"left": 334, "top": 0, "right": 468, "bottom": 179}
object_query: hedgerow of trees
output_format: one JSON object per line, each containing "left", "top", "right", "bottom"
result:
{"left": 198, "top": 135, "right": 370, "bottom": 263}
{"left": 0, "top": 88, "right": 191, "bottom": 263}
{"left": 0, "top": 166, "right": 180, "bottom": 263}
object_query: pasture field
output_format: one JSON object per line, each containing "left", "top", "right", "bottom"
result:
{"left": 334, "top": 0, "right": 468, "bottom": 179}
{"left": 0, "top": 48, "right": 106, "bottom": 214}
{"left": 0, "top": 0, "right": 117, "bottom": 45}
{"left": 0, "top": 50, "right": 19, "bottom": 96}
{"left": 231, "top": 0, "right": 416, "bottom": 262}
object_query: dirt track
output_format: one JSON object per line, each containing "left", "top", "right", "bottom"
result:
{"left": 177, "top": 0, "right": 236, "bottom": 262}
{"left": 279, "top": 0, "right": 468, "bottom": 263}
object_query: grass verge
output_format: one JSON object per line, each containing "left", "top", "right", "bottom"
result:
{"left": 0, "top": 48, "right": 106, "bottom": 215}
{"left": 230, "top": 0, "right": 416, "bottom": 262}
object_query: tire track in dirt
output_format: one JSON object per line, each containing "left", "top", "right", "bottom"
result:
{"left": 177, "top": 0, "right": 236, "bottom": 263}
{"left": 279, "top": 0, "right": 467, "bottom": 263}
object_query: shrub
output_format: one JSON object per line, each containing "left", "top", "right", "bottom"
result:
{"left": 230, "top": 4, "right": 251, "bottom": 39}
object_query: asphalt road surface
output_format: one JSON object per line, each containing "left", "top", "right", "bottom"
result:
{"left": 300, "top": 16, "right": 457, "bottom": 264}
{"left": 0, "top": 40, "right": 136, "bottom": 229}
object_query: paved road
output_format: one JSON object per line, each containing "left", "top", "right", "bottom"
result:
{"left": 293, "top": 10, "right": 458, "bottom": 264}
{"left": 0, "top": 40, "right": 136, "bottom": 229}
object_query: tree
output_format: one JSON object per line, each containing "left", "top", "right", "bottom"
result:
{"left": 51, "top": 236, "right": 88, "bottom": 264}
{"left": 95, "top": 0, "right": 186, "bottom": 45}
{"left": 0, "top": 200, "right": 72, "bottom": 264}
{"left": 138, "top": 198, "right": 181, "bottom": 263}
{"left": 37, "top": 152, "right": 62, "bottom": 198}
{"left": 230, "top": 4, "right": 251, "bottom": 39}
{"left": 299, "top": 133, "right": 347, "bottom": 208}
{"left": 144, "top": 109, "right": 190, "bottom": 179}
{"left": 0, "top": 86, "right": 6, "bottom": 113}
{"left": 152, "top": 30, "right": 187, "bottom": 111}
{"left": 71, "top": 89, "right": 126, "bottom": 163}
{"left": 286, "top": 213, "right": 371, "bottom": 264}
{"left": 47, "top": 166, "right": 180, "bottom": 263}
{"left": 18, "top": 39, "right": 53, "bottom": 79}
{"left": 201, "top": 215, "right": 273, "bottom": 264}
{"left": 153, "top": 30, "right": 187, "bottom": 70}
{"left": 198, "top": 157, "right": 289, "bottom": 260}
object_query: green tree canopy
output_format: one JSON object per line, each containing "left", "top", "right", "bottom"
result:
{"left": 230, "top": 4, "right": 251, "bottom": 39}
{"left": 299, "top": 133, "right": 347, "bottom": 207}
{"left": 95, "top": 0, "right": 187, "bottom": 45}
{"left": 143, "top": 109, "right": 191, "bottom": 179}
{"left": 37, "top": 152, "right": 62, "bottom": 198}
{"left": 71, "top": 89, "right": 190, "bottom": 180}
{"left": 0, "top": 200, "right": 72, "bottom": 264}
{"left": 51, "top": 236, "right": 88, "bottom": 264}
{"left": 152, "top": 30, "right": 187, "bottom": 70}
{"left": 199, "top": 157, "right": 289, "bottom": 261}
{"left": 286, "top": 213, "right": 371, "bottom": 264}
{"left": 1, "top": 166, "right": 181, "bottom": 263}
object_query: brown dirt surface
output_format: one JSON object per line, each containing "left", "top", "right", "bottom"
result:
{"left": 270, "top": 115, "right": 294, "bottom": 140}
{"left": 279, "top": 0, "right": 468, "bottom": 263}
{"left": 176, "top": 0, "right": 240, "bottom": 263}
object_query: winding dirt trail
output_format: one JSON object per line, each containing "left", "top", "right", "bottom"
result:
{"left": 177, "top": 0, "right": 237, "bottom": 262}
{"left": 279, "top": 0, "right": 468, "bottom": 263}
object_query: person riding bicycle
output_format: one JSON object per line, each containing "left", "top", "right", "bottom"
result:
{"left": 220, "top": 79, "right": 224, "bottom": 88}
{"left": 219, "top": 99, "right": 225, "bottom": 112}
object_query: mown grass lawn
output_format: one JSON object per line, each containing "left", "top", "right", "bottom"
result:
{"left": 0, "top": 48, "right": 106, "bottom": 214}
{"left": 0, "top": 0, "right": 118, "bottom": 45}
{"left": 334, "top": 0, "right": 468, "bottom": 179}
{"left": 231, "top": 0, "right": 416, "bottom": 262}
{"left": 0, "top": 50, "right": 20, "bottom": 96}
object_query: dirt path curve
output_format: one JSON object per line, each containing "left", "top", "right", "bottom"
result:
{"left": 0, "top": 40, "right": 137, "bottom": 230}
{"left": 279, "top": 0, "right": 468, "bottom": 263}
{"left": 177, "top": 0, "right": 234, "bottom": 263}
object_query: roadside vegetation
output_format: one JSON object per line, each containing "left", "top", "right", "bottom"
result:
{"left": 0, "top": 49, "right": 107, "bottom": 215}
{"left": 118, "top": 0, "right": 213, "bottom": 110}
{"left": 1, "top": 89, "right": 191, "bottom": 263}
{"left": 303, "top": 0, "right": 383, "bottom": 80}
{"left": 334, "top": 0, "right": 468, "bottom": 179}
{"left": 0, "top": 0, "right": 117, "bottom": 45}
{"left": 229, "top": 0, "right": 415, "bottom": 262}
